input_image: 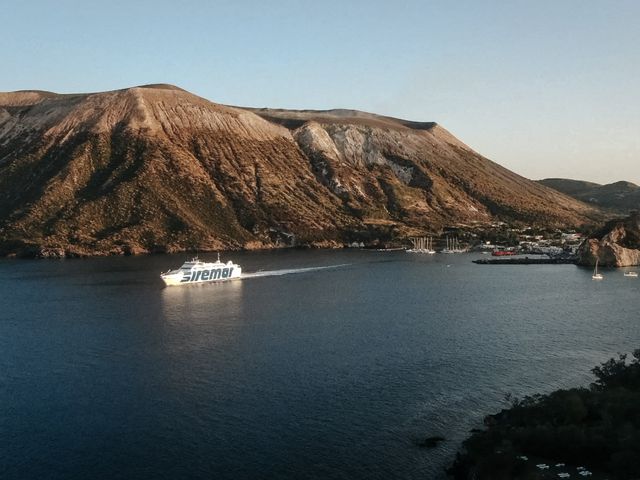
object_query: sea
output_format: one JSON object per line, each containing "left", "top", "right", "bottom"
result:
{"left": 2, "top": 250, "right": 639, "bottom": 479}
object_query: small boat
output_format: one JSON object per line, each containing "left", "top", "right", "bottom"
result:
{"left": 492, "top": 249, "right": 517, "bottom": 256}
{"left": 592, "top": 259, "right": 603, "bottom": 280}
{"left": 624, "top": 271, "right": 638, "bottom": 277}
{"left": 161, "top": 253, "right": 242, "bottom": 286}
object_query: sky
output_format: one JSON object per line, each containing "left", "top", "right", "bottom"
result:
{"left": 2, "top": 0, "right": 639, "bottom": 184}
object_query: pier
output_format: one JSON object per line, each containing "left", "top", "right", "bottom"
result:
{"left": 473, "top": 256, "right": 577, "bottom": 265}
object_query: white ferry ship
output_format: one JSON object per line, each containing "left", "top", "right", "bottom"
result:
{"left": 160, "top": 254, "right": 242, "bottom": 286}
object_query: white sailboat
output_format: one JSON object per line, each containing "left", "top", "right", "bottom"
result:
{"left": 426, "top": 236, "right": 436, "bottom": 255}
{"left": 454, "top": 237, "right": 466, "bottom": 253}
{"left": 442, "top": 236, "right": 453, "bottom": 254}
{"left": 441, "top": 235, "right": 465, "bottom": 254}
{"left": 407, "top": 236, "right": 436, "bottom": 254}
{"left": 592, "top": 259, "right": 603, "bottom": 280}
{"left": 407, "top": 236, "right": 422, "bottom": 253}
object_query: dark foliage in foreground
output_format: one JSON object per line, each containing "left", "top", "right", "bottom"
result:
{"left": 449, "top": 350, "right": 640, "bottom": 479}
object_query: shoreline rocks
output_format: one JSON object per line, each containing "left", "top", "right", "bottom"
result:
{"left": 578, "top": 211, "right": 640, "bottom": 267}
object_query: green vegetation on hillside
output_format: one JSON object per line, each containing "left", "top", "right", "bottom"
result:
{"left": 449, "top": 351, "right": 640, "bottom": 479}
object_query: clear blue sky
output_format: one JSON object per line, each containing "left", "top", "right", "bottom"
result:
{"left": 2, "top": 0, "right": 639, "bottom": 184}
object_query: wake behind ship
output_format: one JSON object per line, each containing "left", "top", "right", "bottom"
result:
{"left": 160, "top": 254, "right": 242, "bottom": 286}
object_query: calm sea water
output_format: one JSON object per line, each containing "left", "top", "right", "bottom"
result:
{"left": 2, "top": 250, "right": 639, "bottom": 479}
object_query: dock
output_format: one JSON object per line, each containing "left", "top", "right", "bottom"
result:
{"left": 473, "top": 256, "right": 577, "bottom": 265}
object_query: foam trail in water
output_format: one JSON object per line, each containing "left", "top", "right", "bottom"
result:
{"left": 241, "top": 264, "right": 350, "bottom": 280}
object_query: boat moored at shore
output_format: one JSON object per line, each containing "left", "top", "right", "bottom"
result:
{"left": 492, "top": 249, "right": 517, "bottom": 256}
{"left": 592, "top": 259, "right": 603, "bottom": 280}
{"left": 161, "top": 254, "right": 242, "bottom": 286}
{"left": 407, "top": 236, "right": 436, "bottom": 254}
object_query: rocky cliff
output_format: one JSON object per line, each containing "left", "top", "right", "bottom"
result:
{"left": 578, "top": 212, "right": 640, "bottom": 266}
{"left": 0, "top": 84, "right": 600, "bottom": 257}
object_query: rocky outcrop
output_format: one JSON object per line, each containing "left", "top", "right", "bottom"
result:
{"left": 0, "top": 84, "right": 601, "bottom": 257}
{"left": 578, "top": 212, "right": 640, "bottom": 266}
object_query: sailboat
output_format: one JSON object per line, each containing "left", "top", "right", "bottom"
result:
{"left": 442, "top": 236, "right": 454, "bottom": 254}
{"left": 426, "top": 236, "right": 436, "bottom": 255}
{"left": 624, "top": 271, "right": 638, "bottom": 277}
{"left": 407, "top": 236, "right": 436, "bottom": 254}
{"left": 442, "top": 235, "right": 465, "bottom": 254}
{"left": 407, "top": 236, "right": 422, "bottom": 253}
{"left": 453, "top": 237, "right": 466, "bottom": 253}
{"left": 592, "top": 259, "right": 603, "bottom": 280}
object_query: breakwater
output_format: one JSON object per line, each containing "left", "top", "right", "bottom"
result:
{"left": 473, "top": 256, "right": 577, "bottom": 265}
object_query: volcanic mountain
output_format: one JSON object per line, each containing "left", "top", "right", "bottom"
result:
{"left": 0, "top": 84, "right": 599, "bottom": 256}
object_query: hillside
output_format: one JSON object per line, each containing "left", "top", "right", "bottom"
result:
{"left": 0, "top": 84, "right": 599, "bottom": 257}
{"left": 539, "top": 178, "right": 640, "bottom": 214}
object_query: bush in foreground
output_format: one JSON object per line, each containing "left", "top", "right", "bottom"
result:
{"left": 449, "top": 350, "right": 640, "bottom": 479}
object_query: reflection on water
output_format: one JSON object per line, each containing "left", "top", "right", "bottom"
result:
{"left": 161, "top": 278, "right": 245, "bottom": 321}
{"left": 159, "top": 279, "right": 246, "bottom": 370}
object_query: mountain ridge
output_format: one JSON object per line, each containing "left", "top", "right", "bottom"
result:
{"left": 0, "top": 84, "right": 601, "bottom": 257}
{"left": 538, "top": 178, "right": 640, "bottom": 214}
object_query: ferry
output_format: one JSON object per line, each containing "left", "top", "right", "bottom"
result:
{"left": 161, "top": 254, "right": 242, "bottom": 286}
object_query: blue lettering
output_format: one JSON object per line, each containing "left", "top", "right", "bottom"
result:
{"left": 211, "top": 269, "right": 221, "bottom": 279}
{"left": 222, "top": 268, "right": 229, "bottom": 278}
{"left": 201, "top": 270, "right": 210, "bottom": 281}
